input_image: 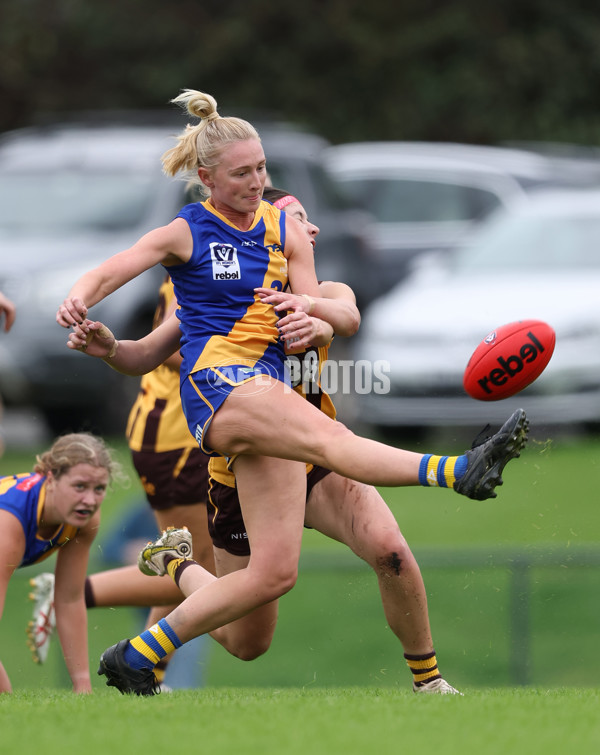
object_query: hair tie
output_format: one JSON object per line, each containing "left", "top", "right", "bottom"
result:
{"left": 272, "top": 195, "right": 300, "bottom": 210}
{"left": 204, "top": 112, "right": 219, "bottom": 122}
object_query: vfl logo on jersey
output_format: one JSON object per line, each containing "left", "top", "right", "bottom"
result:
{"left": 210, "top": 243, "right": 241, "bottom": 280}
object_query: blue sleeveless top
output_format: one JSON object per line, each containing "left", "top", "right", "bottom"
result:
{"left": 164, "top": 200, "right": 288, "bottom": 380}
{"left": 0, "top": 473, "right": 78, "bottom": 567}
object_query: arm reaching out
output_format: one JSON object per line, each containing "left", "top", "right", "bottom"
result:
{"left": 67, "top": 314, "right": 182, "bottom": 376}
{"left": 56, "top": 219, "right": 193, "bottom": 328}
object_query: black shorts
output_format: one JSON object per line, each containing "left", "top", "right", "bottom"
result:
{"left": 207, "top": 465, "right": 331, "bottom": 556}
{"left": 131, "top": 447, "right": 209, "bottom": 510}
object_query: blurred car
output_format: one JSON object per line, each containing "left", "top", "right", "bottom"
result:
{"left": 323, "top": 141, "right": 600, "bottom": 304}
{"left": 0, "top": 116, "right": 369, "bottom": 434}
{"left": 350, "top": 189, "right": 600, "bottom": 432}
{"left": 257, "top": 126, "right": 374, "bottom": 304}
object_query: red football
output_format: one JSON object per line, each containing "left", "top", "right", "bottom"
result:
{"left": 463, "top": 319, "right": 556, "bottom": 401}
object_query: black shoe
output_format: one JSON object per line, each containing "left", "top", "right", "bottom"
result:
{"left": 454, "top": 408, "right": 529, "bottom": 500}
{"left": 98, "top": 639, "right": 160, "bottom": 696}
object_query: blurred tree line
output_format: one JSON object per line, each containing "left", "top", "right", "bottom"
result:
{"left": 1, "top": 0, "right": 599, "bottom": 145}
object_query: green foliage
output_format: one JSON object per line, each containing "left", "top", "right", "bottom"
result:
{"left": 1, "top": 0, "right": 600, "bottom": 145}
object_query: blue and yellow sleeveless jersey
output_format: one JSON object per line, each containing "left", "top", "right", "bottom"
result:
{"left": 0, "top": 473, "right": 78, "bottom": 567}
{"left": 164, "top": 200, "right": 288, "bottom": 380}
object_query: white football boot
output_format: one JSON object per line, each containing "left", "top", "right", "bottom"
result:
{"left": 27, "top": 573, "right": 56, "bottom": 663}
{"left": 414, "top": 677, "right": 463, "bottom": 695}
{"left": 138, "top": 526, "right": 193, "bottom": 576}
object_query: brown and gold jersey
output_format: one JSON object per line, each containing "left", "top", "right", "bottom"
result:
{"left": 126, "top": 276, "right": 196, "bottom": 454}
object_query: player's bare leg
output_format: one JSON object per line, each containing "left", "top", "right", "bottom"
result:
{"left": 125, "top": 456, "right": 307, "bottom": 639}
{"left": 88, "top": 566, "right": 181, "bottom": 606}
{"left": 306, "top": 473, "right": 433, "bottom": 653}
{"left": 208, "top": 379, "right": 526, "bottom": 501}
{"left": 175, "top": 547, "right": 279, "bottom": 660}
{"left": 305, "top": 473, "right": 461, "bottom": 694}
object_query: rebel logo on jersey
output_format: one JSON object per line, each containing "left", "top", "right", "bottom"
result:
{"left": 463, "top": 320, "right": 556, "bottom": 401}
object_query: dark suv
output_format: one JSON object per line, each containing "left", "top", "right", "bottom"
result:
{"left": 0, "top": 117, "right": 371, "bottom": 433}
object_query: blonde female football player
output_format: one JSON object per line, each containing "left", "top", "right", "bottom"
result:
{"left": 56, "top": 89, "right": 527, "bottom": 695}
{"left": 58, "top": 188, "right": 521, "bottom": 694}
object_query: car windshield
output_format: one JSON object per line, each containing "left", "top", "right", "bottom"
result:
{"left": 452, "top": 211, "right": 600, "bottom": 273}
{"left": 336, "top": 177, "right": 503, "bottom": 223}
{"left": 0, "top": 168, "right": 157, "bottom": 235}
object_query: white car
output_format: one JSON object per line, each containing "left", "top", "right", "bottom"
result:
{"left": 323, "top": 141, "right": 600, "bottom": 305}
{"left": 351, "top": 189, "right": 600, "bottom": 432}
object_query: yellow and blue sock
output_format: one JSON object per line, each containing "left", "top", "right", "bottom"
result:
{"left": 153, "top": 659, "right": 169, "bottom": 684}
{"left": 123, "top": 618, "right": 182, "bottom": 671}
{"left": 418, "top": 454, "right": 468, "bottom": 488}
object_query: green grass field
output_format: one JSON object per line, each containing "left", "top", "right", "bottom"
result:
{"left": 1, "top": 687, "right": 598, "bottom": 754}
{"left": 1, "top": 431, "right": 599, "bottom": 727}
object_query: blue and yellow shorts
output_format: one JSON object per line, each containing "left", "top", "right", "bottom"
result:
{"left": 181, "top": 363, "right": 291, "bottom": 456}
